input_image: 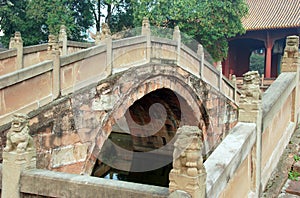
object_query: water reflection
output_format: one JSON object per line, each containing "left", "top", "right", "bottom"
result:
{"left": 100, "top": 163, "right": 172, "bottom": 187}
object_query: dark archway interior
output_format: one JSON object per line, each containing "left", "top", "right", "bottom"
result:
{"left": 228, "top": 38, "right": 265, "bottom": 76}
{"left": 92, "top": 88, "right": 199, "bottom": 187}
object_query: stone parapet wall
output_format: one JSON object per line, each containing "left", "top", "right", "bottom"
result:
{"left": 206, "top": 73, "right": 298, "bottom": 196}
{"left": 0, "top": 49, "right": 17, "bottom": 75}
{"left": 0, "top": 150, "right": 168, "bottom": 197}
{"left": 0, "top": 41, "right": 95, "bottom": 76}
{"left": 19, "top": 168, "right": 168, "bottom": 198}
{"left": 0, "top": 63, "right": 238, "bottom": 176}
{"left": 23, "top": 44, "right": 48, "bottom": 68}
{"left": 0, "top": 61, "right": 53, "bottom": 125}
{"left": 0, "top": 29, "right": 238, "bottom": 129}
{"left": 260, "top": 73, "right": 297, "bottom": 189}
{"left": 204, "top": 123, "right": 256, "bottom": 198}
{"left": 208, "top": 36, "right": 300, "bottom": 197}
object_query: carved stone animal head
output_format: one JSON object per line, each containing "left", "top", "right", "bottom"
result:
{"left": 11, "top": 113, "right": 29, "bottom": 132}
{"left": 243, "top": 71, "right": 260, "bottom": 85}
{"left": 286, "top": 35, "right": 299, "bottom": 47}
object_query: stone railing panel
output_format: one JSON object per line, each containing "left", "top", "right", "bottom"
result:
{"left": 222, "top": 78, "right": 234, "bottom": 101}
{"left": 0, "top": 49, "right": 17, "bottom": 76}
{"left": 60, "top": 47, "right": 108, "bottom": 96}
{"left": 0, "top": 62, "right": 53, "bottom": 125}
{"left": 67, "top": 41, "right": 94, "bottom": 54}
{"left": 179, "top": 45, "right": 200, "bottom": 77}
{"left": 260, "top": 73, "right": 296, "bottom": 189}
{"left": 20, "top": 169, "right": 169, "bottom": 198}
{"left": 113, "top": 41, "right": 147, "bottom": 73}
{"left": 152, "top": 42, "right": 177, "bottom": 63}
{"left": 204, "top": 122, "right": 256, "bottom": 198}
{"left": 202, "top": 64, "right": 219, "bottom": 89}
{"left": 23, "top": 44, "right": 48, "bottom": 67}
{"left": 0, "top": 72, "right": 52, "bottom": 114}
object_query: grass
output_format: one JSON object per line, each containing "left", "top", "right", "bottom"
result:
{"left": 294, "top": 154, "right": 300, "bottom": 162}
{"left": 288, "top": 170, "right": 300, "bottom": 181}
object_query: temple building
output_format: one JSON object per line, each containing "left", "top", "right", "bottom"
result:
{"left": 222, "top": 0, "right": 300, "bottom": 78}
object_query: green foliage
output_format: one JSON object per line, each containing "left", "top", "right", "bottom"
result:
{"left": 294, "top": 155, "right": 300, "bottom": 162}
{"left": 109, "top": 0, "right": 134, "bottom": 33}
{"left": 0, "top": 0, "right": 94, "bottom": 47}
{"left": 88, "top": 0, "right": 134, "bottom": 33}
{"left": 288, "top": 170, "right": 300, "bottom": 181}
{"left": 250, "top": 53, "right": 265, "bottom": 75}
{"left": 132, "top": 0, "right": 248, "bottom": 61}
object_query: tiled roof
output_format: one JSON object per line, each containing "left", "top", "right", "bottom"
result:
{"left": 242, "top": 0, "right": 300, "bottom": 30}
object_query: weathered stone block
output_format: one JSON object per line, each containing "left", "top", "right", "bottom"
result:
{"left": 2, "top": 151, "right": 36, "bottom": 198}
{"left": 92, "top": 94, "right": 117, "bottom": 111}
{"left": 293, "top": 161, "right": 300, "bottom": 173}
{"left": 169, "top": 172, "right": 206, "bottom": 198}
{"left": 239, "top": 103, "right": 260, "bottom": 123}
{"left": 50, "top": 143, "right": 89, "bottom": 168}
{"left": 169, "top": 190, "right": 191, "bottom": 198}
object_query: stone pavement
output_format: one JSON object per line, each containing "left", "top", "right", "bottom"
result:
{"left": 261, "top": 125, "right": 300, "bottom": 198}
{"left": 279, "top": 161, "right": 300, "bottom": 198}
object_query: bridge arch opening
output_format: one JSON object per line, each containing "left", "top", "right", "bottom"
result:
{"left": 92, "top": 87, "right": 206, "bottom": 187}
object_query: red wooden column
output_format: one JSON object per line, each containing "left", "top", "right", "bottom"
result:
{"left": 265, "top": 32, "right": 274, "bottom": 78}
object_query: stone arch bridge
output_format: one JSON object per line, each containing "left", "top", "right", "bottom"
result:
{"left": 0, "top": 23, "right": 238, "bottom": 175}
{"left": 1, "top": 23, "right": 298, "bottom": 197}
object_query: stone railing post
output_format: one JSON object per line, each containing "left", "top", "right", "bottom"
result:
{"left": 9, "top": 32, "right": 23, "bottom": 69}
{"left": 296, "top": 43, "right": 300, "bottom": 121}
{"left": 100, "top": 23, "right": 112, "bottom": 75}
{"left": 281, "top": 35, "right": 299, "bottom": 73}
{"left": 59, "top": 25, "right": 68, "bottom": 56}
{"left": 197, "top": 44, "right": 204, "bottom": 78}
{"left": 48, "top": 34, "right": 61, "bottom": 99}
{"left": 238, "top": 71, "right": 262, "bottom": 197}
{"left": 141, "top": 17, "right": 151, "bottom": 63}
{"left": 232, "top": 75, "right": 237, "bottom": 102}
{"left": 173, "top": 26, "right": 181, "bottom": 66}
{"left": 2, "top": 113, "right": 36, "bottom": 198}
{"left": 169, "top": 126, "right": 206, "bottom": 198}
{"left": 281, "top": 35, "right": 300, "bottom": 121}
{"left": 217, "top": 61, "right": 222, "bottom": 92}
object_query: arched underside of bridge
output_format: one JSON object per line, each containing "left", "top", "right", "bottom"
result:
{"left": 91, "top": 87, "right": 204, "bottom": 185}
{"left": 82, "top": 63, "right": 209, "bottom": 175}
{"left": 77, "top": 62, "right": 239, "bottom": 176}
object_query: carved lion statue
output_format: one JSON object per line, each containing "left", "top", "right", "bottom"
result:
{"left": 100, "top": 23, "right": 111, "bottom": 40}
{"left": 47, "top": 34, "right": 59, "bottom": 52}
{"left": 4, "top": 113, "right": 34, "bottom": 153}
{"left": 284, "top": 35, "right": 299, "bottom": 58}
{"left": 240, "top": 71, "right": 261, "bottom": 103}
{"left": 171, "top": 126, "right": 204, "bottom": 177}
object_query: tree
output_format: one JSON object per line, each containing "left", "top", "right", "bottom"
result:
{"left": 109, "top": 0, "right": 133, "bottom": 33}
{"left": 0, "top": 0, "right": 94, "bottom": 47}
{"left": 89, "top": 0, "right": 133, "bottom": 33}
{"left": 250, "top": 53, "right": 265, "bottom": 75}
{"left": 132, "top": 0, "right": 248, "bottom": 61}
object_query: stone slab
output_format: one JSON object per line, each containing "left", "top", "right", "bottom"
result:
{"left": 293, "top": 161, "right": 300, "bottom": 173}
{"left": 204, "top": 122, "right": 256, "bottom": 198}
{"left": 20, "top": 169, "right": 169, "bottom": 198}
{"left": 262, "top": 72, "right": 296, "bottom": 117}
{"left": 285, "top": 180, "right": 300, "bottom": 196}
{"left": 50, "top": 143, "right": 89, "bottom": 168}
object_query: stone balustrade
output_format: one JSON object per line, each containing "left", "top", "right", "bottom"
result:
{"left": 0, "top": 20, "right": 237, "bottom": 126}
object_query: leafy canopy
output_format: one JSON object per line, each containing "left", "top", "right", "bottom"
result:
{"left": 132, "top": 0, "right": 248, "bottom": 61}
{"left": 89, "top": 0, "right": 134, "bottom": 33}
{"left": 0, "top": 0, "right": 94, "bottom": 47}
